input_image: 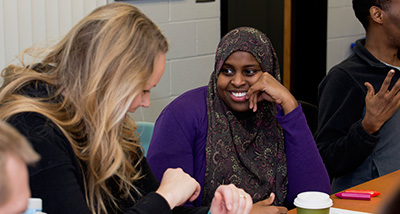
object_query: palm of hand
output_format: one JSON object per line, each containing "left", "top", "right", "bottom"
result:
{"left": 363, "top": 70, "right": 400, "bottom": 134}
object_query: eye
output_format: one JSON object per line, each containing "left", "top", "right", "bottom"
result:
{"left": 243, "top": 69, "right": 261, "bottom": 76}
{"left": 220, "top": 67, "right": 235, "bottom": 76}
{"left": 142, "top": 90, "right": 150, "bottom": 94}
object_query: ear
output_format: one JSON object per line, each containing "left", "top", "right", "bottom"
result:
{"left": 369, "top": 6, "right": 384, "bottom": 24}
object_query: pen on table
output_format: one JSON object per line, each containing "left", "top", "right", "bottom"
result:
{"left": 344, "top": 190, "right": 381, "bottom": 197}
{"left": 335, "top": 192, "right": 371, "bottom": 201}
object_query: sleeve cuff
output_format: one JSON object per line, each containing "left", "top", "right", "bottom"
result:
{"left": 275, "top": 103, "right": 303, "bottom": 124}
{"left": 352, "top": 120, "right": 380, "bottom": 145}
{"left": 133, "top": 192, "right": 172, "bottom": 214}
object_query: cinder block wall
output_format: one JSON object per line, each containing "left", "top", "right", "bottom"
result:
{"left": 126, "top": 0, "right": 220, "bottom": 122}
{"left": 326, "top": 0, "right": 365, "bottom": 72}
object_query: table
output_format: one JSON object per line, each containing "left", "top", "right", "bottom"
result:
{"left": 287, "top": 169, "right": 400, "bottom": 213}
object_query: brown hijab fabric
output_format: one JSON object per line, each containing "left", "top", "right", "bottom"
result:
{"left": 202, "top": 27, "right": 287, "bottom": 206}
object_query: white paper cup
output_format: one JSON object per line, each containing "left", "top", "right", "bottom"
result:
{"left": 24, "top": 198, "right": 43, "bottom": 214}
{"left": 294, "top": 191, "right": 333, "bottom": 214}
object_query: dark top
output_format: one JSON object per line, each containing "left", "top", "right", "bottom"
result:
{"left": 6, "top": 83, "right": 209, "bottom": 214}
{"left": 317, "top": 39, "right": 400, "bottom": 192}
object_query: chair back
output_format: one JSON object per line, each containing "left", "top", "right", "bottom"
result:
{"left": 136, "top": 121, "right": 155, "bottom": 156}
{"left": 298, "top": 100, "right": 318, "bottom": 136}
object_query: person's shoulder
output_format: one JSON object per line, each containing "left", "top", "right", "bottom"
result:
{"left": 8, "top": 112, "right": 73, "bottom": 156}
{"left": 166, "top": 86, "right": 207, "bottom": 111}
{"left": 176, "top": 86, "right": 207, "bottom": 101}
{"left": 322, "top": 64, "right": 353, "bottom": 87}
{"left": 8, "top": 112, "right": 51, "bottom": 133}
{"left": 158, "top": 86, "right": 208, "bottom": 127}
{"left": 328, "top": 54, "right": 360, "bottom": 73}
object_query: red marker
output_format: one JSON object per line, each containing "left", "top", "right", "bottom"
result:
{"left": 335, "top": 192, "right": 371, "bottom": 200}
{"left": 344, "top": 190, "right": 380, "bottom": 197}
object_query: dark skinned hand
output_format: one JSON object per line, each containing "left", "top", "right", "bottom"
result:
{"left": 362, "top": 69, "right": 400, "bottom": 134}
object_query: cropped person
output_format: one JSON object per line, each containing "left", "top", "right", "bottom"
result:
{"left": 0, "top": 120, "right": 40, "bottom": 214}
{"left": 0, "top": 3, "right": 253, "bottom": 214}
{"left": 147, "top": 27, "right": 331, "bottom": 213}
{"left": 316, "top": 0, "right": 400, "bottom": 193}
{"left": 378, "top": 183, "right": 400, "bottom": 214}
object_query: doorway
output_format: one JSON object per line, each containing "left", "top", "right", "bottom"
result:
{"left": 221, "top": 0, "right": 327, "bottom": 106}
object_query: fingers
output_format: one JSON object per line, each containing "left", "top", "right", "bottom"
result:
{"left": 378, "top": 69, "right": 395, "bottom": 95}
{"left": 262, "top": 192, "right": 275, "bottom": 206}
{"left": 210, "top": 184, "right": 253, "bottom": 214}
{"left": 222, "top": 184, "right": 236, "bottom": 211}
{"left": 364, "top": 82, "right": 375, "bottom": 97}
{"left": 188, "top": 181, "right": 201, "bottom": 202}
{"left": 250, "top": 93, "right": 258, "bottom": 112}
{"left": 278, "top": 206, "right": 289, "bottom": 213}
{"left": 388, "top": 70, "right": 400, "bottom": 97}
{"left": 233, "top": 189, "right": 250, "bottom": 214}
{"left": 242, "top": 191, "right": 253, "bottom": 214}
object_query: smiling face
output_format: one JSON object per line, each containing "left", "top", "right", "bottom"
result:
{"left": 217, "top": 51, "right": 263, "bottom": 112}
{"left": 128, "top": 53, "right": 166, "bottom": 113}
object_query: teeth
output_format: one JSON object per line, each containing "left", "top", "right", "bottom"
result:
{"left": 231, "top": 92, "right": 247, "bottom": 97}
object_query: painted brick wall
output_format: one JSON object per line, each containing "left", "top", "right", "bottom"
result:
{"left": 326, "top": 0, "right": 365, "bottom": 73}
{"left": 124, "top": 0, "right": 221, "bottom": 122}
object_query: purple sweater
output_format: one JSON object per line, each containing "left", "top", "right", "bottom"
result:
{"left": 147, "top": 86, "right": 330, "bottom": 207}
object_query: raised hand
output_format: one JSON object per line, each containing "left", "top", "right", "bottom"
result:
{"left": 209, "top": 184, "right": 253, "bottom": 214}
{"left": 246, "top": 72, "right": 297, "bottom": 114}
{"left": 249, "top": 193, "right": 288, "bottom": 214}
{"left": 156, "top": 168, "right": 200, "bottom": 209}
{"left": 362, "top": 69, "right": 400, "bottom": 134}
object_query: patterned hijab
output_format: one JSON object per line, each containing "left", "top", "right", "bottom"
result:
{"left": 202, "top": 27, "right": 287, "bottom": 206}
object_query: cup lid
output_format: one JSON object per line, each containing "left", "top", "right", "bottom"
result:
{"left": 28, "top": 198, "right": 42, "bottom": 210}
{"left": 294, "top": 191, "right": 333, "bottom": 209}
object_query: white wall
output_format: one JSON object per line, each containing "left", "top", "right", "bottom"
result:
{"left": 1, "top": 0, "right": 369, "bottom": 122}
{"left": 0, "top": 0, "right": 220, "bottom": 123}
{"left": 125, "top": 0, "right": 220, "bottom": 122}
{"left": 326, "top": 0, "right": 365, "bottom": 72}
{"left": 0, "top": 0, "right": 107, "bottom": 70}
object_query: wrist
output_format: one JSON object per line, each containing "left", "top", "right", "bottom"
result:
{"left": 281, "top": 96, "right": 298, "bottom": 115}
{"left": 156, "top": 190, "right": 176, "bottom": 209}
{"left": 361, "top": 119, "right": 380, "bottom": 134}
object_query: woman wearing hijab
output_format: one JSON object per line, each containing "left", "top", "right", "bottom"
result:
{"left": 0, "top": 4, "right": 253, "bottom": 214}
{"left": 147, "top": 27, "right": 331, "bottom": 212}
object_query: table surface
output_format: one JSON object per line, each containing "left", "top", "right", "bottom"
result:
{"left": 287, "top": 169, "right": 400, "bottom": 214}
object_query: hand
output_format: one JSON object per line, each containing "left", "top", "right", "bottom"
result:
{"left": 156, "top": 168, "right": 200, "bottom": 209}
{"left": 250, "top": 193, "right": 288, "bottom": 214}
{"left": 362, "top": 69, "right": 400, "bottom": 134}
{"left": 246, "top": 72, "right": 298, "bottom": 114}
{"left": 209, "top": 184, "right": 253, "bottom": 214}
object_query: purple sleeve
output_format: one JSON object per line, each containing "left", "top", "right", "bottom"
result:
{"left": 276, "top": 104, "right": 331, "bottom": 205}
{"left": 147, "top": 87, "right": 208, "bottom": 207}
{"left": 147, "top": 87, "right": 209, "bottom": 207}
{"left": 147, "top": 107, "right": 195, "bottom": 183}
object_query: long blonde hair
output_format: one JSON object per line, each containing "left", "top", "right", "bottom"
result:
{"left": 0, "top": 3, "right": 168, "bottom": 213}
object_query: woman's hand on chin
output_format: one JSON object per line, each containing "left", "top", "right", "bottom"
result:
{"left": 246, "top": 72, "right": 297, "bottom": 115}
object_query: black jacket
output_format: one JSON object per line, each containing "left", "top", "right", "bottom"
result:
{"left": 316, "top": 39, "right": 400, "bottom": 178}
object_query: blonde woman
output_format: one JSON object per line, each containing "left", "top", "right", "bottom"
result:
{"left": 0, "top": 3, "right": 252, "bottom": 214}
